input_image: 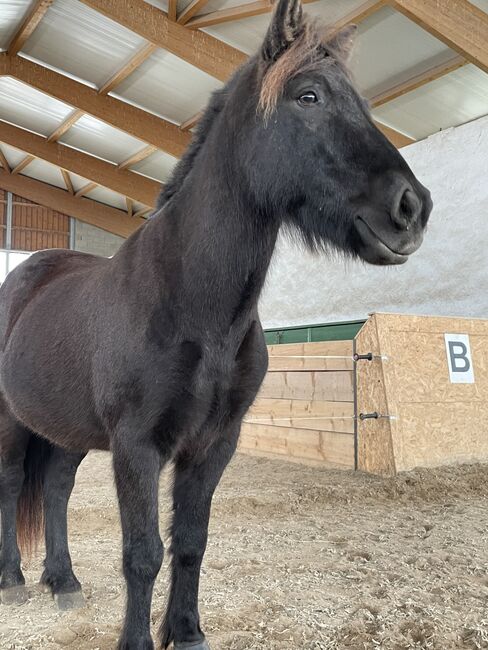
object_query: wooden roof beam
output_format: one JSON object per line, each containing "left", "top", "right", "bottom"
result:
{"left": 7, "top": 0, "right": 54, "bottom": 56}
{"left": 168, "top": 0, "right": 177, "bottom": 21}
{"left": 0, "top": 147, "right": 11, "bottom": 173}
{"left": 98, "top": 42, "right": 158, "bottom": 95}
{"left": 370, "top": 54, "right": 467, "bottom": 107}
{"left": 177, "top": 0, "right": 212, "bottom": 26}
{"left": 387, "top": 0, "right": 488, "bottom": 74}
{"left": 6, "top": 55, "right": 190, "bottom": 158}
{"left": 0, "top": 120, "right": 161, "bottom": 206}
{"left": 187, "top": 0, "right": 385, "bottom": 30}
{"left": 0, "top": 168, "right": 141, "bottom": 238}
{"left": 77, "top": 0, "right": 246, "bottom": 81}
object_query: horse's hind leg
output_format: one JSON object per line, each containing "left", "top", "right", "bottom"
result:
{"left": 40, "top": 447, "right": 86, "bottom": 610}
{"left": 160, "top": 426, "right": 240, "bottom": 650}
{"left": 0, "top": 419, "right": 30, "bottom": 605}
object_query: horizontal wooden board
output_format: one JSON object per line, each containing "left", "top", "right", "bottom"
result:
{"left": 267, "top": 341, "right": 353, "bottom": 371}
{"left": 258, "top": 370, "right": 354, "bottom": 402}
{"left": 240, "top": 423, "right": 354, "bottom": 468}
{"left": 246, "top": 398, "right": 354, "bottom": 433}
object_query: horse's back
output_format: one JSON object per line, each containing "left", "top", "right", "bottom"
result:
{"left": 0, "top": 248, "right": 104, "bottom": 351}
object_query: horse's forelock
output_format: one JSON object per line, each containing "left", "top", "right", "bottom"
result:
{"left": 258, "top": 21, "right": 349, "bottom": 119}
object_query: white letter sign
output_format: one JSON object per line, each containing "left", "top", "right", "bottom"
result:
{"left": 444, "top": 333, "right": 475, "bottom": 384}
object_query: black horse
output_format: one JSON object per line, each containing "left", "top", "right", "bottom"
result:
{"left": 0, "top": 1, "right": 432, "bottom": 648}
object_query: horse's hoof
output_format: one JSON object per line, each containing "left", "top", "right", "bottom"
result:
{"left": 174, "top": 641, "right": 210, "bottom": 650}
{"left": 54, "top": 590, "right": 86, "bottom": 611}
{"left": 0, "top": 584, "right": 28, "bottom": 605}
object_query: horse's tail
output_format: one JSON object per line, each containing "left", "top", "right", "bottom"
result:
{"left": 17, "top": 435, "right": 53, "bottom": 555}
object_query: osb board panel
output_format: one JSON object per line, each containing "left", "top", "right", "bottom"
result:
{"left": 355, "top": 316, "right": 396, "bottom": 476}
{"left": 363, "top": 313, "right": 488, "bottom": 474}
{"left": 397, "top": 401, "right": 488, "bottom": 470}
{"left": 240, "top": 423, "right": 354, "bottom": 468}
{"left": 247, "top": 398, "right": 354, "bottom": 434}
{"left": 388, "top": 330, "right": 488, "bottom": 403}
{"left": 267, "top": 341, "right": 353, "bottom": 371}
{"left": 258, "top": 371, "right": 354, "bottom": 402}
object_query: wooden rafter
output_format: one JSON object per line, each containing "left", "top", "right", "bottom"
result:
{"left": 12, "top": 155, "right": 35, "bottom": 175}
{"left": 177, "top": 0, "right": 212, "bottom": 26}
{"left": 387, "top": 0, "right": 488, "bottom": 74}
{"left": 118, "top": 145, "right": 157, "bottom": 171}
{"left": 61, "top": 169, "right": 74, "bottom": 195}
{"left": 126, "top": 197, "right": 134, "bottom": 217}
{"left": 0, "top": 168, "right": 141, "bottom": 238}
{"left": 48, "top": 109, "right": 85, "bottom": 143}
{"left": 98, "top": 42, "right": 158, "bottom": 95}
{"left": 0, "top": 147, "right": 11, "bottom": 173}
{"left": 179, "top": 111, "right": 203, "bottom": 132}
{"left": 168, "top": 0, "right": 177, "bottom": 21}
{"left": 134, "top": 206, "right": 152, "bottom": 219}
{"left": 4, "top": 55, "right": 190, "bottom": 158}
{"left": 187, "top": 0, "right": 384, "bottom": 30}
{"left": 374, "top": 121, "right": 414, "bottom": 148}
{"left": 332, "top": 0, "right": 386, "bottom": 30}
{"left": 77, "top": 0, "right": 246, "bottom": 81}
{"left": 0, "top": 121, "right": 161, "bottom": 206}
{"left": 7, "top": 0, "right": 54, "bottom": 56}
{"left": 75, "top": 182, "right": 98, "bottom": 198}
{"left": 370, "top": 55, "right": 467, "bottom": 107}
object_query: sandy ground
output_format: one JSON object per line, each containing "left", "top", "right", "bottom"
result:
{"left": 1, "top": 451, "right": 488, "bottom": 650}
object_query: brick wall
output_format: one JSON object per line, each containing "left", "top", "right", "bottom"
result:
{"left": 73, "top": 219, "right": 124, "bottom": 257}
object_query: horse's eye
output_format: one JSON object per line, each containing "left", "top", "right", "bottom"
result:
{"left": 298, "top": 92, "right": 318, "bottom": 106}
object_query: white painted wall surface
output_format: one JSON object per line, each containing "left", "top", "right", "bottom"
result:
{"left": 259, "top": 115, "right": 488, "bottom": 329}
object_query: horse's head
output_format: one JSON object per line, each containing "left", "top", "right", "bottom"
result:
{"left": 228, "top": 0, "right": 432, "bottom": 265}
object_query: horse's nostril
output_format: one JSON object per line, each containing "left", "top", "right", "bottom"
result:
{"left": 393, "top": 187, "right": 420, "bottom": 230}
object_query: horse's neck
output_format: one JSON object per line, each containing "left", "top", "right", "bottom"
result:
{"left": 129, "top": 173, "right": 280, "bottom": 336}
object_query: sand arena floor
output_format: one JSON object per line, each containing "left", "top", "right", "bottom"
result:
{"left": 2, "top": 451, "right": 488, "bottom": 649}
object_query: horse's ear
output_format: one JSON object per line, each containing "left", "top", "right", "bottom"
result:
{"left": 327, "top": 24, "right": 357, "bottom": 62}
{"left": 261, "top": 0, "right": 304, "bottom": 62}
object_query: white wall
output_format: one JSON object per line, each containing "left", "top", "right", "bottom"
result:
{"left": 259, "top": 115, "right": 488, "bottom": 329}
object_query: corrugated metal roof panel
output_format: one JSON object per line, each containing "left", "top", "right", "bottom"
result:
{"left": 373, "top": 64, "right": 488, "bottom": 140}
{"left": 22, "top": 0, "right": 147, "bottom": 88}
{"left": 86, "top": 185, "right": 128, "bottom": 211}
{"left": 59, "top": 114, "right": 148, "bottom": 164}
{"left": 113, "top": 49, "right": 221, "bottom": 125}
{"left": 0, "top": 0, "right": 31, "bottom": 51}
{"left": 0, "top": 77, "right": 74, "bottom": 136}
{"left": 21, "top": 158, "right": 66, "bottom": 190}
{"left": 131, "top": 150, "right": 178, "bottom": 183}
{"left": 352, "top": 6, "right": 453, "bottom": 96}
{"left": 1, "top": 142, "right": 28, "bottom": 168}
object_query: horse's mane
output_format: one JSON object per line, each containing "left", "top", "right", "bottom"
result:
{"left": 154, "top": 87, "right": 228, "bottom": 212}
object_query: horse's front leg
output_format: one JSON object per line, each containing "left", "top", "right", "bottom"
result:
{"left": 113, "top": 434, "right": 165, "bottom": 650}
{"left": 160, "top": 425, "right": 240, "bottom": 650}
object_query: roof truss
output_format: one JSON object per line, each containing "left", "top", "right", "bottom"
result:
{"left": 0, "top": 121, "right": 161, "bottom": 206}
{"left": 0, "top": 167, "right": 141, "bottom": 238}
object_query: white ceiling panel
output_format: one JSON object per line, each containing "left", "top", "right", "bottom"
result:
{"left": 21, "top": 158, "right": 66, "bottom": 190}
{"left": 86, "top": 186, "right": 128, "bottom": 211}
{"left": 373, "top": 65, "right": 488, "bottom": 140}
{"left": 59, "top": 114, "right": 147, "bottom": 164}
{"left": 68, "top": 171, "right": 91, "bottom": 192}
{"left": 0, "top": 77, "right": 74, "bottom": 136}
{"left": 131, "top": 150, "right": 178, "bottom": 183}
{"left": 22, "top": 0, "right": 147, "bottom": 89}
{"left": 113, "top": 49, "right": 222, "bottom": 125}
{"left": 1, "top": 142, "right": 29, "bottom": 168}
{"left": 0, "top": 0, "right": 31, "bottom": 50}
{"left": 352, "top": 6, "right": 453, "bottom": 96}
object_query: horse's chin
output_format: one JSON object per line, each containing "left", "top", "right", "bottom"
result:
{"left": 354, "top": 217, "right": 420, "bottom": 266}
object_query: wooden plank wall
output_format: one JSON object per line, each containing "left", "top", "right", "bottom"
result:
{"left": 240, "top": 341, "right": 356, "bottom": 468}
{"left": 0, "top": 189, "right": 6, "bottom": 248}
{"left": 356, "top": 313, "right": 488, "bottom": 475}
{"left": 11, "top": 194, "right": 70, "bottom": 251}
